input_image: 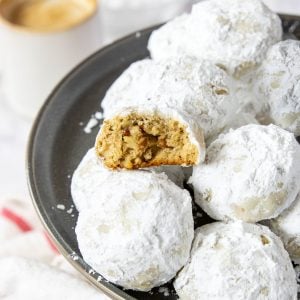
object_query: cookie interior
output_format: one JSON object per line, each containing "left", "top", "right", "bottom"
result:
{"left": 96, "top": 112, "right": 199, "bottom": 169}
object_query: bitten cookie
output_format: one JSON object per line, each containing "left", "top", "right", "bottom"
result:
{"left": 95, "top": 106, "right": 205, "bottom": 169}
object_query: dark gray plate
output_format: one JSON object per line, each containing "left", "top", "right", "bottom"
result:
{"left": 27, "top": 15, "right": 300, "bottom": 300}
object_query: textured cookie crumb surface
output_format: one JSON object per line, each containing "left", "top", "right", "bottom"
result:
{"left": 96, "top": 112, "right": 200, "bottom": 169}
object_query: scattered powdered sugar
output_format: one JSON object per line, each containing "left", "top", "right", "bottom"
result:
{"left": 75, "top": 170, "right": 194, "bottom": 291}
{"left": 67, "top": 208, "right": 73, "bottom": 214}
{"left": 158, "top": 287, "right": 170, "bottom": 297}
{"left": 174, "top": 222, "right": 297, "bottom": 300}
{"left": 191, "top": 124, "right": 300, "bottom": 223}
{"left": 101, "top": 56, "right": 238, "bottom": 139}
{"left": 56, "top": 204, "right": 65, "bottom": 211}
{"left": 84, "top": 119, "right": 98, "bottom": 134}
{"left": 57, "top": 204, "right": 75, "bottom": 215}
{"left": 253, "top": 40, "right": 300, "bottom": 135}
{"left": 94, "top": 111, "right": 104, "bottom": 119}
{"left": 88, "top": 268, "right": 96, "bottom": 275}
{"left": 83, "top": 112, "right": 104, "bottom": 134}
{"left": 148, "top": 0, "right": 282, "bottom": 78}
{"left": 69, "top": 252, "right": 79, "bottom": 261}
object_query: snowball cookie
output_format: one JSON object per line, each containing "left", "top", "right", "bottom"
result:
{"left": 191, "top": 124, "right": 300, "bottom": 223}
{"left": 253, "top": 40, "right": 300, "bottom": 135}
{"left": 71, "top": 148, "right": 185, "bottom": 211}
{"left": 148, "top": 0, "right": 282, "bottom": 78}
{"left": 269, "top": 193, "right": 300, "bottom": 262}
{"left": 174, "top": 222, "right": 297, "bottom": 300}
{"left": 76, "top": 171, "right": 194, "bottom": 291}
{"left": 222, "top": 113, "right": 259, "bottom": 134}
{"left": 101, "top": 56, "right": 238, "bottom": 139}
{"left": 206, "top": 112, "right": 259, "bottom": 146}
{"left": 0, "top": 257, "right": 106, "bottom": 300}
{"left": 95, "top": 106, "right": 205, "bottom": 169}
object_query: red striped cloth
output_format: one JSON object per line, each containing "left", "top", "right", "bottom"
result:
{"left": 0, "top": 206, "right": 58, "bottom": 253}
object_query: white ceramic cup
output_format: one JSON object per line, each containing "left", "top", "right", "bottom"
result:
{"left": 0, "top": 0, "right": 102, "bottom": 119}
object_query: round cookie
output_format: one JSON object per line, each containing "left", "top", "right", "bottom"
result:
{"left": 174, "top": 222, "right": 297, "bottom": 300}
{"left": 269, "top": 193, "right": 300, "bottom": 262}
{"left": 148, "top": 0, "right": 282, "bottom": 78}
{"left": 101, "top": 56, "right": 238, "bottom": 139}
{"left": 191, "top": 124, "right": 300, "bottom": 222}
{"left": 253, "top": 40, "right": 300, "bottom": 135}
{"left": 222, "top": 113, "right": 259, "bottom": 134}
{"left": 75, "top": 171, "right": 194, "bottom": 291}
{"left": 206, "top": 112, "right": 259, "bottom": 146}
{"left": 71, "top": 148, "right": 185, "bottom": 211}
{"left": 95, "top": 106, "right": 205, "bottom": 169}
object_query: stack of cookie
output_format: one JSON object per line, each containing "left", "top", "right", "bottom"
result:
{"left": 72, "top": 0, "right": 300, "bottom": 298}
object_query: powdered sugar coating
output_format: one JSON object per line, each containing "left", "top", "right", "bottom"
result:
{"left": 222, "top": 113, "right": 259, "bottom": 133}
{"left": 191, "top": 124, "right": 300, "bottom": 222}
{"left": 269, "top": 193, "right": 300, "bottom": 262}
{"left": 76, "top": 171, "right": 194, "bottom": 291}
{"left": 174, "top": 222, "right": 297, "bottom": 300}
{"left": 253, "top": 40, "right": 300, "bottom": 135}
{"left": 148, "top": 0, "right": 282, "bottom": 78}
{"left": 97, "top": 105, "right": 206, "bottom": 165}
{"left": 207, "top": 112, "right": 259, "bottom": 145}
{"left": 71, "top": 148, "right": 185, "bottom": 211}
{"left": 101, "top": 56, "right": 238, "bottom": 139}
